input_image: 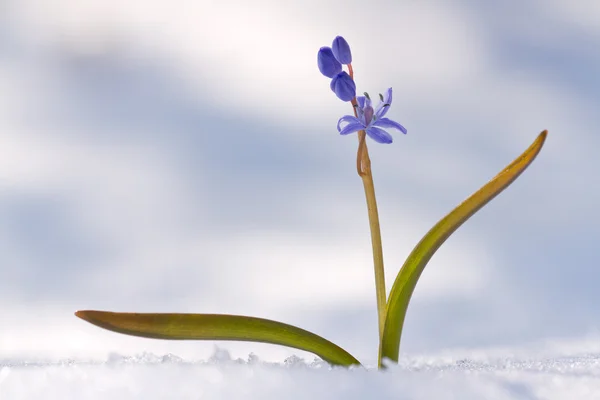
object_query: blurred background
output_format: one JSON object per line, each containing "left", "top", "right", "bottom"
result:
{"left": 0, "top": 0, "right": 598, "bottom": 365}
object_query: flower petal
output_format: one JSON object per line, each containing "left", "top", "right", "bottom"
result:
{"left": 372, "top": 117, "right": 407, "bottom": 134}
{"left": 366, "top": 126, "right": 393, "bottom": 144}
{"left": 339, "top": 122, "right": 364, "bottom": 136}
{"left": 318, "top": 47, "right": 342, "bottom": 78}
{"left": 363, "top": 105, "right": 374, "bottom": 126}
{"left": 356, "top": 96, "right": 365, "bottom": 109}
{"left": 383, "top": 87, "right": 393, "bottom": 104}
{"left": 337, "top": 115, "right": 361, "bottom": 132}
{"left": 375, "top": 87, "right": 393, "bottom": 119}
{"left": 332, "top": 36, "right": 352, "bottom": 64}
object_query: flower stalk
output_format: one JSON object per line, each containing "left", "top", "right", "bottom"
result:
{"left": 321, "top": 35, "right": 406, "bottom": 342}
{"left": 357, "top": 134, "right": 387, "bottom": 339}
{"left": 348, "top": 86, "right": 387, "bottom": 339}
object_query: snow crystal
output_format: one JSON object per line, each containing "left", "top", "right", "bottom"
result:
{"left": 2, "top": 348, "right": 600, "bottom": 399}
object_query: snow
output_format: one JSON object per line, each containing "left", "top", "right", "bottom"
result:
{"left": 2, "top": 347, "right": 599, "bottom": 399}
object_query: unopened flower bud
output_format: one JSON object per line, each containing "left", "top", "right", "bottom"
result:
{"left": 318, "top": 47, "right": 342, "bottom": 78}
{"left": 330, "top": 71, "right": 356, "bottom": 102}
{"left": 332, "top": 36, "right": 352, "bottom": 65}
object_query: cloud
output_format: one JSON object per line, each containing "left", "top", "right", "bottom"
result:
{"left": 5, "top": 0, "right": 494, "bottom": 128}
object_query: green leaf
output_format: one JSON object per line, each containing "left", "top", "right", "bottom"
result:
{"left": 75, "top": 310, "right": 361, "bottom": 367}
{"left": 379, "top": 130, "right": 548, "bottom": 367}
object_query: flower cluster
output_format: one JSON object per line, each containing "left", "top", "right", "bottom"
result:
{"left": 317, "top": 36, "right": 356, "bottom": 102}
{"left": 317, "top": 36, "right": 407, "bottom": 144}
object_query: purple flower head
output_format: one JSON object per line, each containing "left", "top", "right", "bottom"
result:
{"left": 318, "top": 37, "right": 356, "bottom": 102}
{"left": 330, "top": 71, "right": 356, "bottom": 102}
{"left": 318, "top": 47, "right": 342, "bottom": 78}
{"left": 337, "top": 88, "right": 407, "bottom": 144}
{"left": 332, "top": 36, "right": 352, "bottom": 64}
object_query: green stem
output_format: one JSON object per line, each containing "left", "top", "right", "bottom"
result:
{"left": 357, "top": 132, "right": 386, "bottom": 340}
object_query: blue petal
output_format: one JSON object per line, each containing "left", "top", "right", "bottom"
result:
{"left": 330, "top": 72, "right": 356, "bottom": 102}
{"left": 384, "top": 87, "right": 393, "bottom": 104}
{"left": 354, "top": 96, "right": 365, "bottom": 123}
{"left": 363, "top": 105, "right": 374, "bottom": 126}
{"left": 366, "top": 126, "right": 393, "bottom": 143}
{"left": 356, "top": 96, "right": 365, "bottom": 109}
{"left": 331, "top": 36, "right": 352, "bottom": 64}
{"left": 372, "top": 117, "right": 407, "bottom": 134}
{"left": 339, "top": 122, "right": 364, "bottom": 136}
{"left": 337, "top": 115, "right": 361, "bottom": 132}
{"left": 318, "top": 47, "right": 342, "bottom": 78}
{"left": 375, "top": 87, "right": 393, "bottom": 119}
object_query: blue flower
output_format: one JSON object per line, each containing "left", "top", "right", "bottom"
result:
{"left": 318, "top": 47, "right": 342, "bottom": 78}
{"left": 337, "top": 88, "right": 407, "bottom": 144}
{"left": 318, "top": 36, "right": 356, "bottom": 102}
{"left": 332, "top": 36, "right": 352, "bottom": 64}
{"left": 330, "top": 72, "right": 356, "bottom": 102}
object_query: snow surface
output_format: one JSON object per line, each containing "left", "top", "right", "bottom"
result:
{"left": 2, "top": 347, "right": 599, "bottom": 400}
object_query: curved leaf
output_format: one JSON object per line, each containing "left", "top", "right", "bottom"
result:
{"left": 379, "top": 130, "right": 548, "bottom": 366}
{"left": 76, "top": 310, "right": 361, "bottom": 367}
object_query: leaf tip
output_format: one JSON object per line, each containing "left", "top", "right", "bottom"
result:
{"left": 75, "top": 310, "right": 95, "bottom": 321}
{"left": 530, "top": 129, "right": 548, "bottom": 157}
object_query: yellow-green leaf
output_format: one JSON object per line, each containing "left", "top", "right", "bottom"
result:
{"left": 76, "top": 310, "right": 361, "bottom": 367}
{"left": 379, "top": 130, "right": 548, "bottom": 366}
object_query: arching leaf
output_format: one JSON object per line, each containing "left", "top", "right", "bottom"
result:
{"left": 76, "top": 310, "right": 361, "bottom": 367}
{"left": 379, "top": 130, "right": 548, "bottom": 366}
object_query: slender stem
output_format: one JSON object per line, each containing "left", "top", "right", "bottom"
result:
{"left": 347, "top": 63, "right": 386, "bottom": 340}
{"left": 357, "top": 135, "right": 387, "bottom": 340}
{"left": 356, "top": 128, "right": 366, "bottom": 176}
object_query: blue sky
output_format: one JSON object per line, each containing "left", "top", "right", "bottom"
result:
{"left": 1, "top": 0, "right": 599, "bottom": 364}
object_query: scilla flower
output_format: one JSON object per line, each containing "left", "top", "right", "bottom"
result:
{"left": 330, "top": 72, "right": 356, "bottom": 102}
{"left": 318, "top": 36, "right": 356, "bottom": 102}
{"left": 337, "top": 88, "right": 407, "bottom": 144}
{"left": 332, "top": 36, "right": 352, "bottom": 65}
{"left": 317, "top": 47, "right": 342, "bottom": 78}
